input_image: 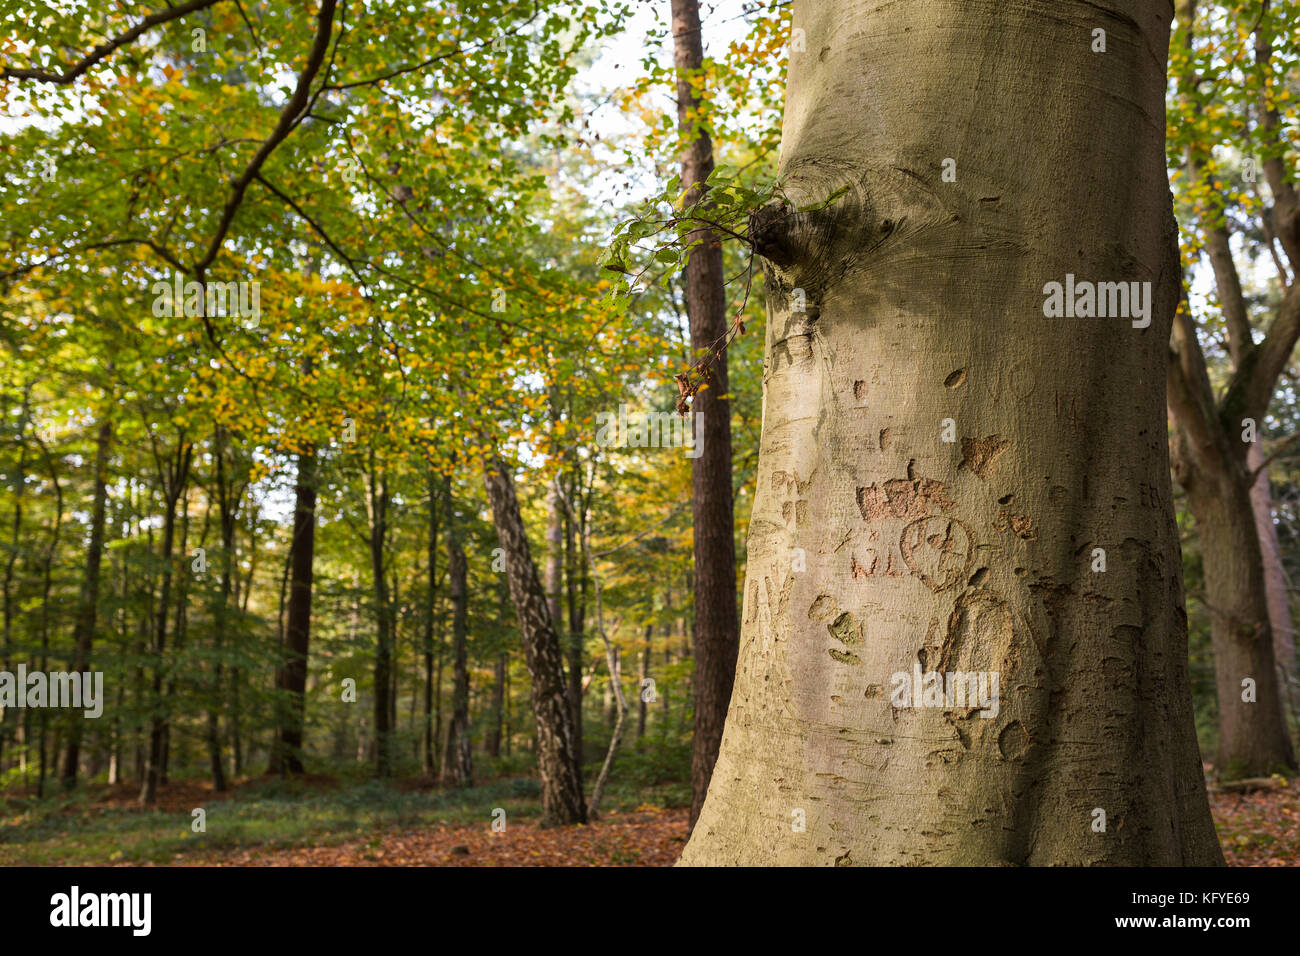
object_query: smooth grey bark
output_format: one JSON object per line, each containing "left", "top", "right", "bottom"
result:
{"left": 681, "top": 0, "right": 1223, "bottom": 865}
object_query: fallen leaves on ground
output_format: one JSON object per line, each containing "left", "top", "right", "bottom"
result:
{"left": 21, "top": 770, "right": 1296, "bottom": 866}
{"left": 1208, "top": 773, "right": 1299, "bottom": 867}
{"left": 134, "top": 805, "right": 689, "bottom": 867}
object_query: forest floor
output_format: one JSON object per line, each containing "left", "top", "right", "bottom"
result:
{"left": 1207, "top": 773, "right": 1299, "bottom": 866}
{"left": 1, "top": 770, "right": 1295, "bottom": 866}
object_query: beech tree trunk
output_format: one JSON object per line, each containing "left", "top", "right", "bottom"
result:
{"left": 423, "top": 471, "right": 440, "bottom": 776}
{"left": 563, "top": 470, "right": 586, "bottom": 773}
{"left": 441, "top": 476, "right": 472, "bottom": 785}
{"left": 367, "top": 456, "right": 392, "bottom": 777}
{"left": 545, "top": 477, "right": 564, "bottom": 625}
{"left": 139, "top": 440, "right": 192, "bottom": 806}
{"left": 671, "top": 0, "right": 741, "bottom": 832}
{"left": 207, "top": 426, "right": 237, "bottom": 792}
{"left": 1247, "top": 445, "right": 1297, "bottom": 712}
{"left": 1177, "top": 455, "right": 1297, "bottom": 777}
{"left": 272, "top": 444, "right": 316, "bottom": 774}
{"left": 488, "top": 653, "right": 505, "bottom": 758}
{"left": 483, "top": 456, "right": 586, "bottom": 824}
{"left": 61, "top": 418, "right": 111, "bottom": 788}
{"left": 681, "top": 0, "right": 1223, "bottom": 865}
{"left": 639, "top": 624, "right": 651, "bottom": 739}
{"left": 0, "top": 390, "right": 29, "bottom": 772}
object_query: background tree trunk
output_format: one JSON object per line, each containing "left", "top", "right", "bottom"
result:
{"left": 670, "top": 0, "right": 741, "bottom": 833}
{"left": 139, "top": 440, "right": 191, "bottom": 805}
{"left": 638, "top": 624, "right": 651, "bottom": 739}
{"left": 545, "top": 476, "right": 564, "bottom": 625}
{"left": 367, "top": 456, "right": 392, "bottom": 777}
{"left": 1249, "top": 430, "right": 1298, "bottom": 713}
{"left": 273, "top": 444, "right": 316, "bottom": 774}
{"left": 61, "top": 418, "right": 111, "bottom": 788}
{"left": 1166, "top": 0, "right": 1299, "bottom": 779}
{"left": 441, "top": 476, "right": 472, "bottom": 785}
{"left": 1180, "top": 463, "right": 1297, "bottom": 776}
{"left": 423, "top": 471, "right": 440, "bottom": 776}
{"left": 681, "top": 0, "right": 1223, "bottom": 865}
{"left": 484, "top": 456, "right": 586, "bottom": 824}
{"left": 563, "top": 469, "right": 587, "bottom": 771}
{"left": 488, "top": 653, "right": 505, "bottom": 758}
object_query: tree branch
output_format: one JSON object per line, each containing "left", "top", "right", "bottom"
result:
{"left": 0, "top": 0, "right": 224, "bottom": 84}
{"left": 194, "top": 0, "right": 338, "bottom": 275}
{"left": 1222, "top": 282, "right": 1300, "bottom": 425}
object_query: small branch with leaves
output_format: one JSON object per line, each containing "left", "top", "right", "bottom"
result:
{"left": 601, "top": 169, "right": 847, "bottom": 412}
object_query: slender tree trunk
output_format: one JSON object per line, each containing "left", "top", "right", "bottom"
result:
{"left": 108, "top": 544, "right": 127, "bottom": 785}
{"left": 33, "top": 434, "right": 61, "bottom": 799}
{"left": 662, "top": 610, "right": 673, "bottom": 738}
{"left": 441, "top": 474, "right": 472, "bottom": 785}
{"left": 161, "top": 492, "right": 192, "bottom": 786}
{"left": 207, "top": 427, "right": 237, "bottom": 792}
{"left": 583, "top": 521, "right": 626, "bottom": 819}
{"left": 1180, "top": 463, "right": 1298, "bottom": 777}
{"left": 424, "top": 471, "right": 440, "bottom": 776}
{"left": 1249, "top": 441, "right": 1297, "bottom": 707}
{"left": 274, "top": 445, "right": 316, "bottom": 774}
{"left": 483, "top": 456, "right": 586, "bottom": 824}
{"left": 433, "top": 612, "right": 444, "bottom": 769}
{"left": 638, "top": 624, "right": 651, "bottom": 739}
{"left": 604, "top": 646, "right": 621, "bottom": 729}
{"left": 545, "top": 477, "right": 565, "bottom": 624}
{"left": 0, "top": 390, "right": 29, "bottom": 771}
{"left": 140, "top": 442, "right": 192, "bottom": 805}
{"left": 671, "top": 0, "right": 741, "bottom": 830}
{"left": 368, "top": 458, "right": 392, "bottom": 777}
{"left": 62, "top": 418, "right": 111, "bottom": 788}
{"left": 504, "top": 663, "right": 512, "bottom": 756}
{"left": 681, "top": 0, "right": 1223, "bottom": 865}
{"left": 488, "top": 653, "right": 506, "bottom": 758}
{"left": 563, "top": 477, "right": 586, "bottom": 777}
{"left": 389, "top": 568, "right": 400, "bottom": 736}
{"left": 133, "top": 520, "right": 150, "bottom": 785}
{"left": 234, "top": 505, "right": 257, "bottom": 773}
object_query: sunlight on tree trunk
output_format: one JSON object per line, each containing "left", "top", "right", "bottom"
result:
{"left": 681, "top": 0, "right": 1224, "bottom": 865}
